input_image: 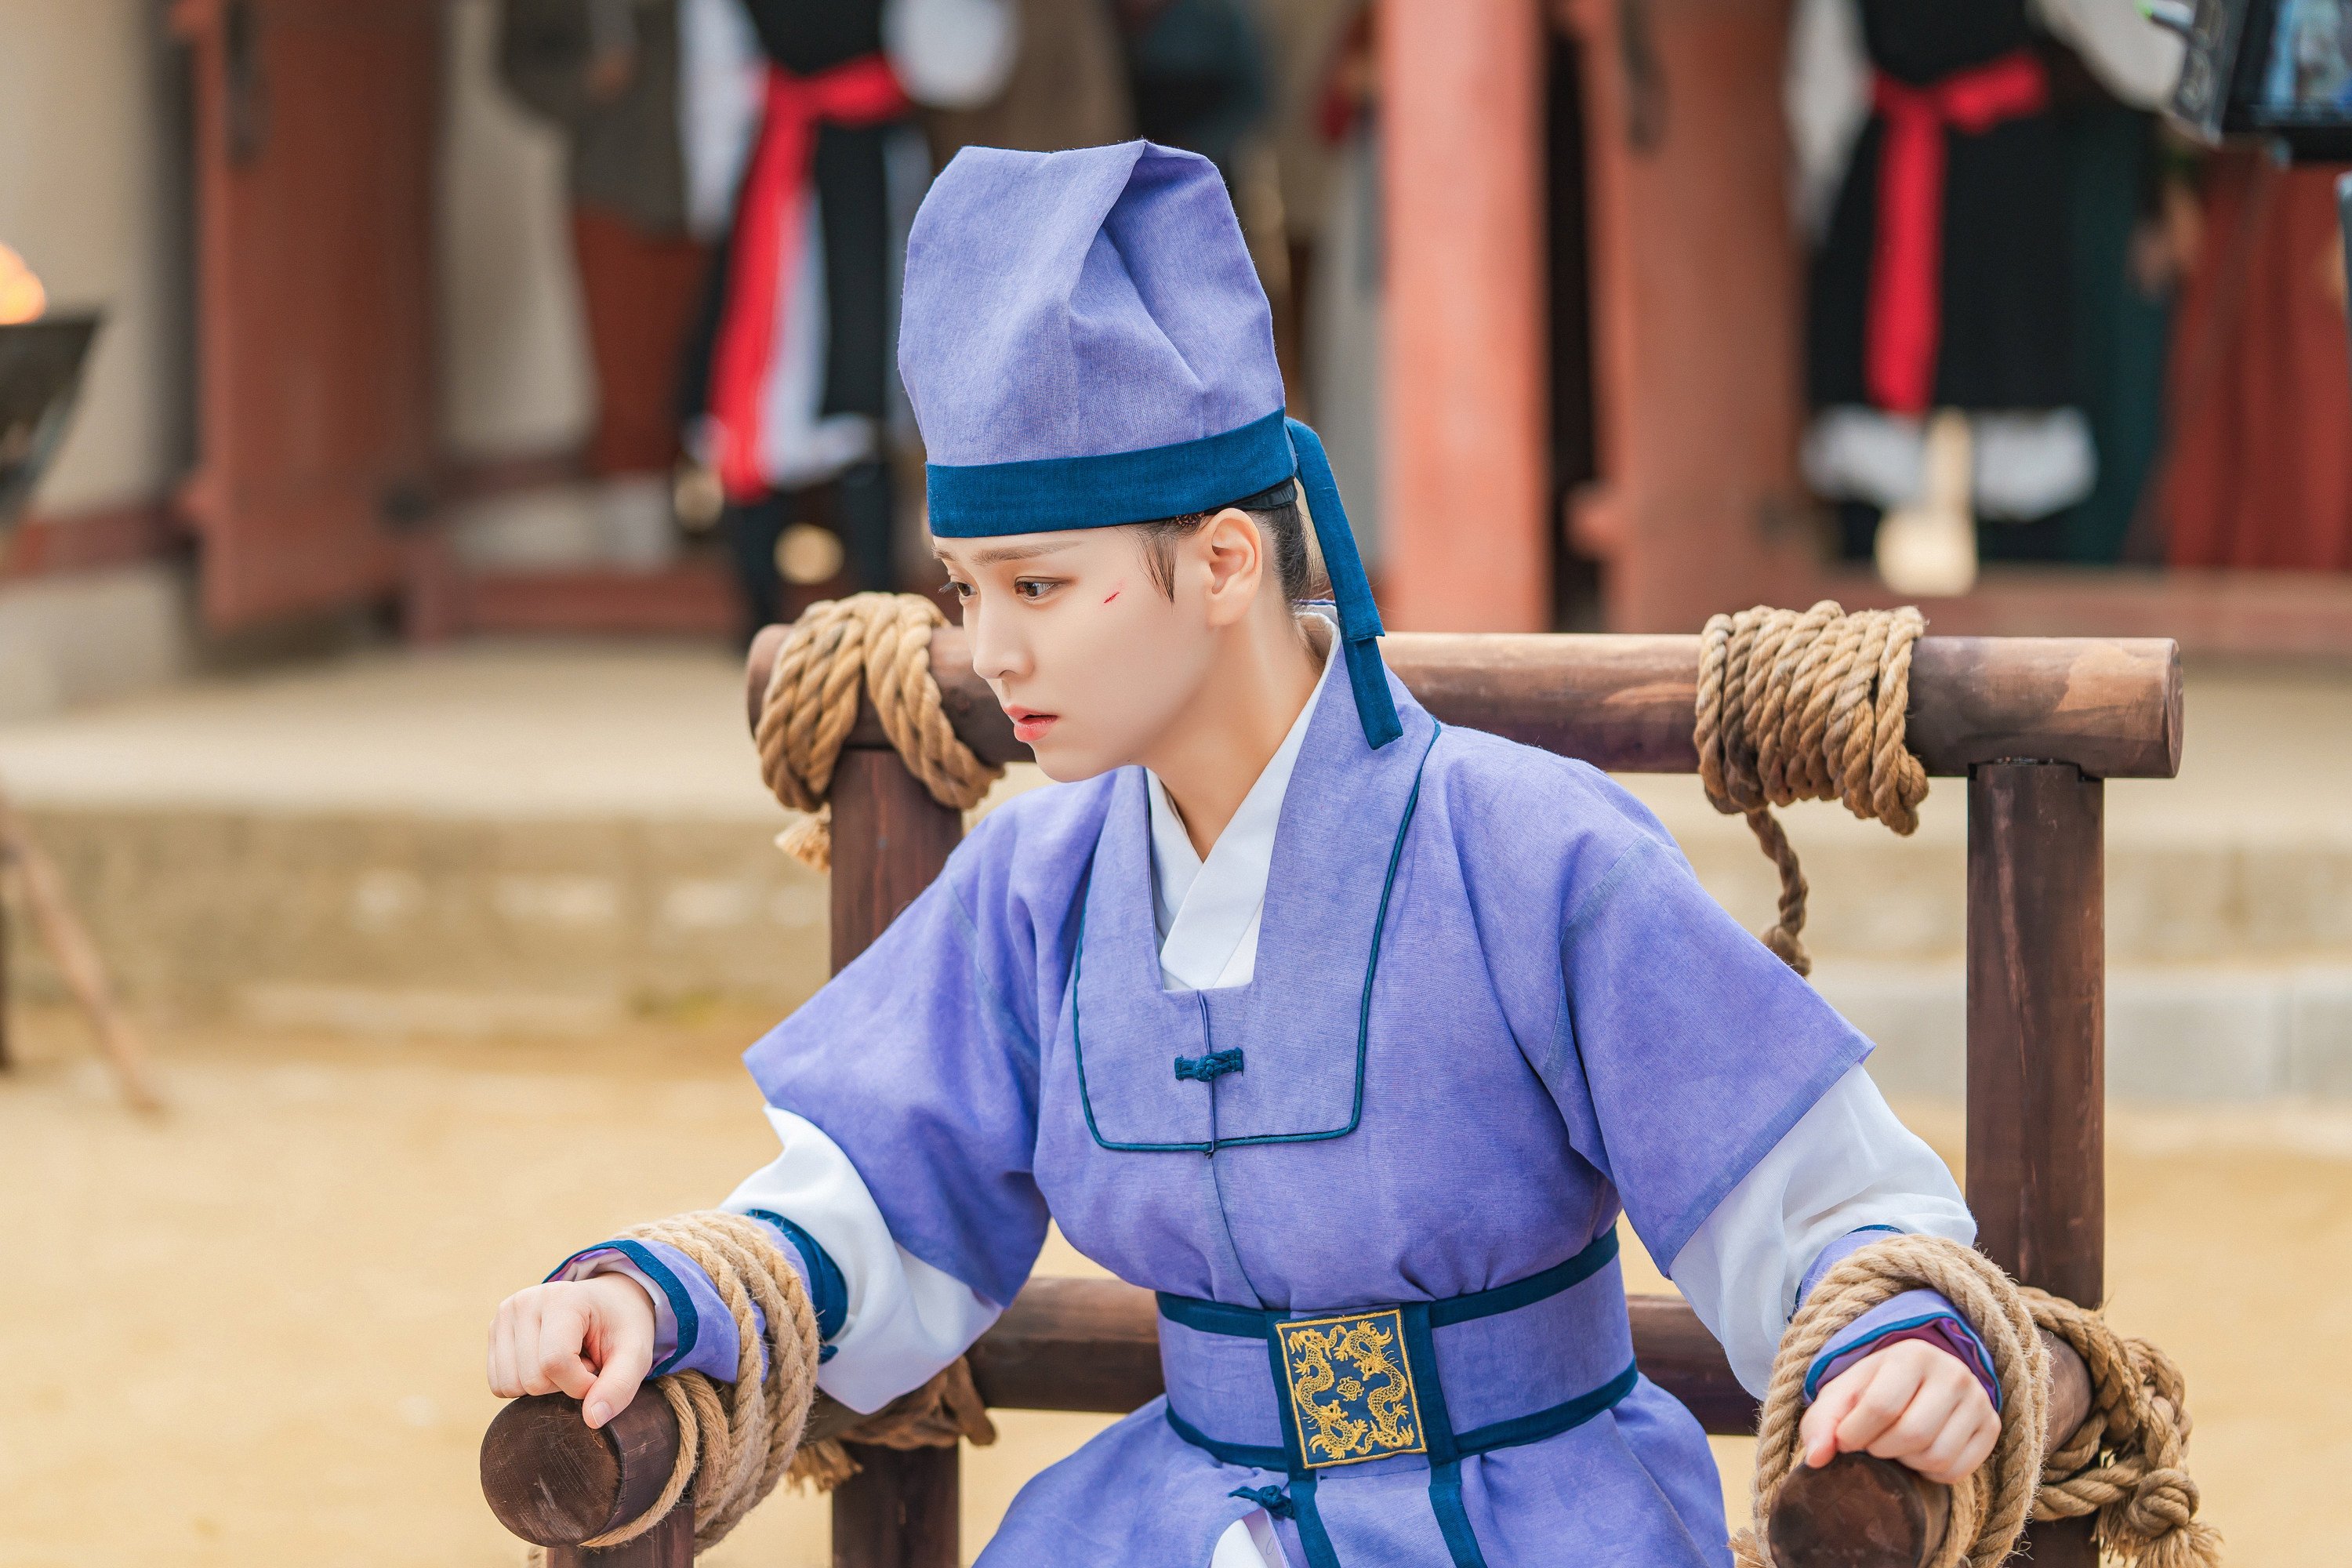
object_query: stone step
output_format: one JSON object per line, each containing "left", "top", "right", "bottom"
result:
{"left": 0, "top": 644, "right": 2339, "bottom": 1099}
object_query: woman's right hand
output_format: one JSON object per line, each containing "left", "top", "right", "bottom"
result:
{"left": 486, "top": 1273, "right": 658, "bottom": 1429}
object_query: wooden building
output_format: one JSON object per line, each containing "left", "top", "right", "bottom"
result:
{"left": 19, "top": 0, "right": 2352, "bottom": 656}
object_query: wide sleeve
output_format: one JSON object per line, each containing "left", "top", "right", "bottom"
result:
{"left": 1550, "top": 830, "right": 1875, "bottom": 1273}
{"left": 1665, "top": 1065, "right": 1981, "bottom": 1396}
{"left": 741, "top": 813, "right": 1059, "bottom": 1316}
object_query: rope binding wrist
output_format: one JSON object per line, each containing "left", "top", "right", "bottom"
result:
{"left": 1740, "top": 1233, "right": 2221, "bottom": 1568}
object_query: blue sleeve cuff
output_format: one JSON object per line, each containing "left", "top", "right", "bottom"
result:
{"left": 1795, "top": 1232, "right": 2001, "bottom": 1411}
{"left": 744, "top": 1209, "right": 846, "bottom": 1361}
{"left": 552, "top": 1214, "right": 848, "bottom": 1382}
{"left": 551, "top": 1240, "right": 710, "bottom": 1377}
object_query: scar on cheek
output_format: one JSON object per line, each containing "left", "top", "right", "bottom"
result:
{"left": 1102, "top": 583, "right": 1123, "bottom": 605}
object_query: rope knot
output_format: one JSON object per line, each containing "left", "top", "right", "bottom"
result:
{"left": 1693, "top": 601, "right": 1929, "bottom": 975}
{"left": 754, "top": 593, "right": 1005, "bottom": 869}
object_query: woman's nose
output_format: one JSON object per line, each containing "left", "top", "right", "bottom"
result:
{"left": 966, "top": 601, "right": 1027, "bottom": 684}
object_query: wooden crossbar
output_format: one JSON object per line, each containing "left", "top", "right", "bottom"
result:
{"left": 487, "top": 630, "right": 2181, "bottom": 1568}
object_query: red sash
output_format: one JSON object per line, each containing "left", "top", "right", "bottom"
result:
{"left": 709, "top": 56, "right": 911, "bottom": 502}
{"left": 1865, "top": 50, "right": 2049, "bottom": 415}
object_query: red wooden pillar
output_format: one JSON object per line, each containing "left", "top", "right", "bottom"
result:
{"left": 1563, "top": 0, "right": 1814, "bottom": 632}
{"left": 1381, "top": 0, "right": 1550, "bottom": 632}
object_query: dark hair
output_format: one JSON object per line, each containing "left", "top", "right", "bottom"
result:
{"left": 1131, "top": 481, "right": 1316, "bottom": 603}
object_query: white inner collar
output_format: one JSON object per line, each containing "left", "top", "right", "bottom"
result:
{"left": 1145, "top": 619, "right": 1338, "bottom": 993}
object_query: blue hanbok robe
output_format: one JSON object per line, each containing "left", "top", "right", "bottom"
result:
{"left": 736, "top": 656, "right": 1896, "bottom": 1568}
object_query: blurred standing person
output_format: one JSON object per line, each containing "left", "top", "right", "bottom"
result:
{"left": 501, "top": 0, "right": 710, "bottom": 561}
{"left": 924, "top": 0, "right": 1133, "bottom": 161}
{"left": 1116, "top": 0, "right": 1269, "bottom": 188}
{"left": 680, "top": 0, "right": 1014, "bottom": 634}
{"left": 2153, "top": 151, "right": 2352, "bottom": 570}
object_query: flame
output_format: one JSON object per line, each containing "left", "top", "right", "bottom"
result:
{"left": 0, "top": 244, "right": 45, "bottom": 325}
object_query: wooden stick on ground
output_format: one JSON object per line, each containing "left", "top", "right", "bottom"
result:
{"left": 0, "top": 788, "right": 163, "bottom": 1111}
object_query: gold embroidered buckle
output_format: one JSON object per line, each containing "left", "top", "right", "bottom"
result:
{"left": 1276, "top": 1308, "right": 1427, "bottom": 1468}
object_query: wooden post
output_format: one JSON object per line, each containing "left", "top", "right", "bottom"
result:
{"left": 826, "top": 741, "right": 966, "bottom": 1568}
{"left": 481, "top": 1392, "right": 695, "bottom": 1567}
{"left": 1966, "top": 761, "right": 2103, "bottom": 1568}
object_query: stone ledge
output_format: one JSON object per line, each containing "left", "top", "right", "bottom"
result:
{"left": 1820, "top": 960, "right": 2352, "bottom": 1102}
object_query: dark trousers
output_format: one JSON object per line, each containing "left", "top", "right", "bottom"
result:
{"left": 720, "top": 459, "right": 894, "bottom": 642}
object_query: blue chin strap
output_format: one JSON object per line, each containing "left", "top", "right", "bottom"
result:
{"left": 1286, "top": 418, "right": 1403, "bottom": 750}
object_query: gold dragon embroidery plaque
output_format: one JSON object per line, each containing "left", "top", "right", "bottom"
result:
{"left": 1276, "top": 1308, "right": 1426, "bottom": 1467}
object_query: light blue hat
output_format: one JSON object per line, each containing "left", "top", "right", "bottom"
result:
{"left": 899, "top": 140, "right": 1400, "bottom": 750}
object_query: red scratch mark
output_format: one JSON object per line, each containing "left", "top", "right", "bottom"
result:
{"left": 1103, "top": 586, "right": 1122, "bottom": 604}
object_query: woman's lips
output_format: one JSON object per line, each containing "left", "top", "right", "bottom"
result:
{"left": 1007, "top": 709, "right": 1058, "bottom": 743}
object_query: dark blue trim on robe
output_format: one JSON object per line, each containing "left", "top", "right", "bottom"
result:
{"left": 746, "top": 1208, "right": 848, "bottom": 1362}
{"left": 1069, "top": 724, "right": 1439, "bottom": 1154}
{"left": 600, "top": 1240, "right": 700, "bottom": 1377}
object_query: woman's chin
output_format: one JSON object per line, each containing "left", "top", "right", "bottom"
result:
{"left": 1027, "top": 736, "right": 1119, "bottom": 784}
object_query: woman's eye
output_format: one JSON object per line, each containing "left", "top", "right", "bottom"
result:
{"left": 947, "top": 579, "right": 975, "bottom": 600}
{"left": 1014, "top": 579, "right": 1054, "bottom": 601}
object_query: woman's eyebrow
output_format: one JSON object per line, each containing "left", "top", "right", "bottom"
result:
{"left": 949, "top": 539, "right": 1084, "bottom": 567}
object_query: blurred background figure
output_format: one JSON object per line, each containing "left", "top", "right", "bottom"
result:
{"left": 677, "top": 0, "right": 1014, "bottom": 636}
{"left": 2152, "top": 148, "right": 2352, "bottom": 572}
{"left": 499, "top": 0, "right": 712, "bottom": 567}
{"left": 1789, "top": 0, "right": 2187, "bottom": 591}
{"left": 1300, "top": 0, "right": 1384, "bottom": 571}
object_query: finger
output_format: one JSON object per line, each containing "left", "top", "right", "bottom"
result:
{"left": 515, "top": 1297, "right": 565, "bottom": 1396}
{"left": 537, "top": 1299, "right": 601, "bottom": 1402}
{"left": 1865, "top": 1374, "right": 1967, "bottom": 1466}
{"left": 1908, "top": 1411, "right": 1984, "bottom": 1486}
{"left": 583, "top": 1327, "right": 652, "bottom": 1430}
{"left": 1833, "top": 1358, "right": 1922, "bottom": 1455}
{"left": 521, "top": 1298, "right": 583, "bottom": 1399}
{"left": 1801, "top": 1360, "right": 1877, "bottom": 1468}
{"left": 1908, "top": 1401, "right": 1997, "bottom": 1486}
{"left": 490, "top": 1308, "right": 528, "bottom": 1399}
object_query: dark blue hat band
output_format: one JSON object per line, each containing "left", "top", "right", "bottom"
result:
{"left": 924, "top": 412, "right": 1402, "bottom": 750}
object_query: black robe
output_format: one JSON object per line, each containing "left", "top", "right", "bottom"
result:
{"left": 1806, "top": 0, "right": 2074, "bottom": 412}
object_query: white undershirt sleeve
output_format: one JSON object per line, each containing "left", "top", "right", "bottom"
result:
{"left": 1666, "top": 1065, "right": 1975, "bottom": 1397}
{"left": 724, "top": 1106, "right": 1003, "bottom": 1414}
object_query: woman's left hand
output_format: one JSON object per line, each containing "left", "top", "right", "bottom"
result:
{"left": 1799, "top": 1338, "right": 2000, "bottom": 1486}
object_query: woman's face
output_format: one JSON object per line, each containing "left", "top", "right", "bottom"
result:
{"left": 933, "top": 521, "right": 1251, "bottom": 782}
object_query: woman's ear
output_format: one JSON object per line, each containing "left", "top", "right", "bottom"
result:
{"left": 1198, "top": 507, "right": 1265, "bottom": 628}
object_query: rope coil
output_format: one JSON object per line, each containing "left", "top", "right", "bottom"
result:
{"left": 1695, "top": 601, "right": 1929, "bottom": 974}
{"left": 564, "top": 1211, "right": 823, "bottom": 1557}
{"left": 550, "top": 1210, "right": 997, "bottom": 1560}
{"left": 1737, "top": 1234, "right": 2220, "bottom": 1568}
{"left": 755, "top": 593, "right": 1004, "bottom": 870}
{"left": 2029, "top": 1297, "right": 2224, "bottom": 1568}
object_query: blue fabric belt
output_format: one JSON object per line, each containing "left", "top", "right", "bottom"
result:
{"left": 1156, "top": 1231, "right": 1639, "bottom": 1568}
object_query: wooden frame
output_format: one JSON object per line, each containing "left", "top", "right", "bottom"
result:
{"left": 483, "top": 629, "right": 2183, "bottom": 1568}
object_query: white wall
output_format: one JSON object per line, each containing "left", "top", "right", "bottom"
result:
{"left": 0, "top": 0, "right": 180, "bottom": 516}
{"left": 437, "top": 0, "right": 596, "bottom": 459}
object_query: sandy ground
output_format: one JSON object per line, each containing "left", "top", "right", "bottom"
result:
{"left": 2, "top": 1010, "right": 2344, "bottom": 1567}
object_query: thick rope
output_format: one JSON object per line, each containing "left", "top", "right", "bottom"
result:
{"left": 538, "top": 1210, "right": 996, "bottom": 1561}
{"left": 1743, "top": 1234, "right": 2048, "bottom": 1568}
{"left": 1694, "top": 602, "right": 1929, "bottom": 975}
{"left": 2027, "top": 1296, "right": 2225, "bottom": 1568}
{"left": 755, "top": 593, "right": 1004, "bottom": 870}
{"left": 1735, "top": 1234, "right": 2220, "bottom": 1568}
{"left": 564, "top": 1211, "right": 823, "bottom": 1557}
